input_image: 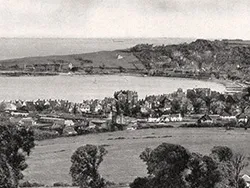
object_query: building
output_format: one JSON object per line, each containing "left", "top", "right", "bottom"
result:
{"left": 159, "top": 114, "right": 183, "bottom": 122}
{"left": 80, "top": 104, "right": 91, "bottom": 113}
{"left": 220, "top": 111, "right": 237, "bottom": 121}
{"left": 114, "top": 90, "right": 138, "bottom": 104}
{"left": 237, "top": 113, "right": 248, "bottom": 127}
{"left": 19, "top": 117, "right": 36, "bottom": 127}
{"left": 197, "top": 114, "right": 213, "bottom": 124}
{"left": 242, "top": 174, "right": 250, "bottom": 187}
{"left": 65, "top": 119, "right": 74, "bottom": 126}
{"left": 39, "top": 116, "right": 65, "bottom": 125}
{"left": 63, "top": 126, "right": 77, "bottom": 136}
{"left": 10, "top": 111, "right": 29, "bottom": 117}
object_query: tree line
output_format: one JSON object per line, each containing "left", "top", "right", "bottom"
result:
{"left": 1, "top": 117, "right": 249, "bottom": 188}
{"left": 70, "top": 143, "right": 249, "bottom": 188}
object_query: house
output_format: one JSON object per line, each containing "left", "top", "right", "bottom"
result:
{"left": 63, "top": 126, "right": 77, "bottom": 136}
{"left": 237, "top": 113, "right": 248, "bottom": 126}
{"left": 39, "top": 116, "right": 65, "bottom": 125}
{"left": 19, "top": 117, "right": 36, "bottom": 127}
{"left": 113, "top": 114, "right": 125, "bottom": 125}
{"left": 198, "top": 114, "right": 213, "bottom": 124}
{"left": 65, "top": 119, "right": 74, "bottom": 127}
{"left": 0, "top": 102, "right": 17, "bottom": 111}
{"left": 148, "top": 117, "right": 159, "bottom": 123}
{"left": 170, "top": 114, "right": 183, "bottom": 122}
{"left": 159, "top": 115, "right": 171, "bottom": 123}
{"left": 80, "top": 104, "right": 91, "bottom": 113}
{"left": 94, "top": 103, "right": 103, "bottom": 113}
{"left": 242, "top": 174, "right": 250, "bottom": 187}
{"left": 11, "top": 111, "right": 29, "bottom": 117}
{"left": 159, "top": 114, "right": 183, "bottom": 123}
{"left": 220, "top": 111, "right": 237, "bottom": 121}
{"left": 117, "top": 54, "right": 123, "bottom": 60}
{"left": 51, "top": 120, "right": 65, "bottom": 134}
{"left": 114, "top": 90, "right": 138, "bottom": 104}
{"left": 91, "top": 119, "right": 110, "bottom": 130}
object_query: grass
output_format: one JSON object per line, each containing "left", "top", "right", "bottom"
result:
{"left": 23, "top": 128, "right": 250, "bottom": 186}
{"left": 0, "top": 50, "right": 145, "bottom": 70}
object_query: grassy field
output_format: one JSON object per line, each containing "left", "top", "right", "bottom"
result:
{"left": 0, "top": 50, "right": 145, "bottom": 71}
{"left": 23, "top": 127, "right": 250, "bottom": 186}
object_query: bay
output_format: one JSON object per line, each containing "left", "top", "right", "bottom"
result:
{"left": 0, "top": 75, "right": 225, "bottom": 102}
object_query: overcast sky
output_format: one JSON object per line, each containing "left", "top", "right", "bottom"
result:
{"left": 0, "top": 0, "right": 249, "bottom": 39}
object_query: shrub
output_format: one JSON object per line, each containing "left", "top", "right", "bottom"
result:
{"left": 19, "top": 181, "right": 44, "bottom": 187}
{"left": 53, "top": 182, "right": 71, "bottom": 187}
{"left": 33, "top": 129, "right": 59, "bottom": 140}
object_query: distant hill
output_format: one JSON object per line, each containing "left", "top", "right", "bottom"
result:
{"left": 0, "top": 50, "right": 146, "bottom": 75}
{"left": 0, "top": 39, "right": 250, "bottom": 81}
{"left": 129, "top": 39, "right": 250, "bottom": 81}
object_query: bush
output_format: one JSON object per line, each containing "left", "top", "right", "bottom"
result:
{"left": 53, "top": 182, "right": 71, "bottom": 187}
{"left": 33, "top": 129, "right": 59, "bottom": 140}
{"left": 130, "top": 177, "right": 151, "bottom": 188}
{"left": 19, "top": 181, "right": 44, "bottom": 187}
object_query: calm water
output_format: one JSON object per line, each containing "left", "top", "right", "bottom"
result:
{"left": 0, "top": 38, "right": 194, "bottom": 60}
{"left": 0, "top": 75, "right": 225, "bottom": 102}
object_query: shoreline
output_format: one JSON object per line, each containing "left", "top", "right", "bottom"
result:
{"left": 0, "top": 69, "right": 246, "bottom": 97}
{"left": 0, "top": 70, "right": 242, "bottom": 94}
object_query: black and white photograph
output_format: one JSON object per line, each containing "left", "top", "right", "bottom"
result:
{"left": 0, "top": 0, "right": 250, "bottom": 188}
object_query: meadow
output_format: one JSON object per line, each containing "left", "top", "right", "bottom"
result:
{"left": 23, "top": 127, "right": 250, "bottom": 186}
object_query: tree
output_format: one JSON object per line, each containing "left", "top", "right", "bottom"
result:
{"left": 191, "top": 98, "right": 204, "bottom": 114}
{"left": 231, "top": 153, "right": 249, "bottom": 188}
{"left": 186, "top": 153, "right": 222, "bottom": 188}
{"left": 70, "top": 144, "right": 108, "bottom": 188}
{"left": 170, "top": 99, "right": 181, "bottom": 114}
{"left": 131, "top": 143, "right": 237, "bottom": 188}
{"left": 211, "top": 146, "right": 233, "bottom": 162}
{"left": 137, "top": 143, "right": 191, "bottom": 188}
{"left": 130, "top": 177, "right": 151, "bottom": 188}
{"left": 211, "top": 146, "right": 249, "bottom": 188}
{"left": 0, "top": 122, "right": 35, "bottom": 188}
{"left": 201, "top": 95, "right": 213, "bottom": 114}
{"left": 0, "top": 156, "right": 15, "bottom": 188}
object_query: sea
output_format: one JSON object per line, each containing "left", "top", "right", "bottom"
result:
{"left": 0, "top": 37, "right": 226, "bottom": 102}
{"left": 0, "top": 37, "right": 195, "bottom": 60}
{"left": 0, "top": 75, "right": 225, "bottom": 102}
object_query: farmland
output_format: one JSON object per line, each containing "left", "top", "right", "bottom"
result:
{"left": 23, "top": 127, "right": 250, "bottom": 186}
{"left": 22, "top": 128, "right": 250, "bottom": 185}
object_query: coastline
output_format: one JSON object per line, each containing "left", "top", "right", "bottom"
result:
{"left": 0, "top": 70, "right": 239, "bottom": 94}
{"left": 210, "top": 78, "right": 247, "bottom": 93}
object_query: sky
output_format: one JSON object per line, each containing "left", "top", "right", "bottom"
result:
{"left": 0, "top": 0, "right": 250, "bottom": 39}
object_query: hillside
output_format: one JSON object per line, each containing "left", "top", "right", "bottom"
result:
{"left": 130, "top": 39, "right": 250, "bottom": 81}
{"left": 0, "top": 39, "right": 250, "bottom": 81}
{"left": 0, "top": 50, "right": 146, "bottom": 75}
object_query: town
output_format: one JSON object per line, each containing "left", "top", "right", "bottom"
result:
{"left": 1, "top": 86, "right": 250, "bottom": 140}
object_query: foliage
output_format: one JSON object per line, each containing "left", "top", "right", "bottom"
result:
{"left": 211, "top": 146, "right": 233, "bottom": 162}
{"left": 131, "top": 39, "right": 250, "bottom": 81}
{"left": 131, "top": 143, "right": 249, "bottom": 188}
{"left": 19, "top": 181, "right": 44, "bottom": 187}
{"left": 231, "top": 153, "right": 249, "bottom": 188}
{"left": 137, "top": 143, "right": 191, "bottom": 188}
{"left": 53, "top": 182, "right": 71, "bottom": 187}
{"left": 186, "top": 153, "right": 222, "bottom": 188}
{"left": 130, "top": 177, "right": 151, "bottom": 188}
{"left": 0, "top": 122, "right": 35, "bottom": 188}
{"left": 211, "top": 146, "right": 249, "bottom": 188}
{"left": 70, "top": 144, "right": 108, "bottom": 188}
